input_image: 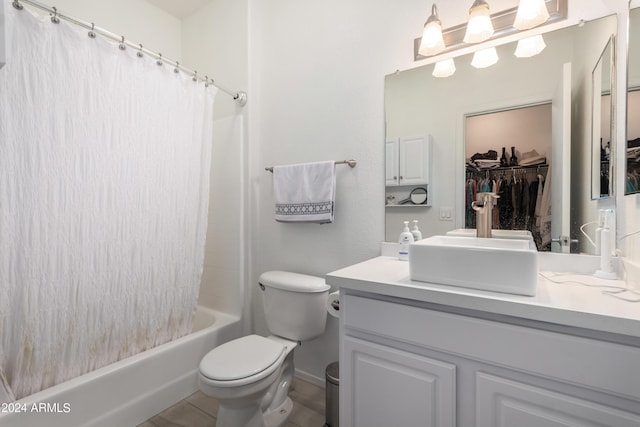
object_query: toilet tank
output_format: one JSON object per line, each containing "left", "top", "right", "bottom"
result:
{"left": 259, "top": 271, "right": 331, "bottom": 341}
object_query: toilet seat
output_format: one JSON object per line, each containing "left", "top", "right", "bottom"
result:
{"left": 199, "top": 335, "right": 285, "bottom": 387}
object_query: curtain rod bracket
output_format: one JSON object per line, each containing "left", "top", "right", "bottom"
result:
{"left": 235, "top": 91, "right": 247, "bottom": 107}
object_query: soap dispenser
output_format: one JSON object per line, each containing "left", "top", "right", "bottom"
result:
{"left": 411, "top": 220, "right": 422, "bottom": 241}
{"left": 398, "top": 221, "right": 413, "bottom": 261}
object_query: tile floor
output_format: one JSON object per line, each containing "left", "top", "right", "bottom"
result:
{"left": 137, "top": 377, "right": 326, "bottom": 427}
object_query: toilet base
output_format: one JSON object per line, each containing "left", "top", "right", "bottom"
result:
{"left": 263, "top": 396, "right": 293, "bottom": 427}
{"left": 215, "top": 396, "right": 292, "bottom": 427}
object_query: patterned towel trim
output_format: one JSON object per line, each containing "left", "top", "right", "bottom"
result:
{"left": 275, "top": 201, "right": 333, "bottom": 216}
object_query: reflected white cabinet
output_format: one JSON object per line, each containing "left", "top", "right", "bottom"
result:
{"left": 385, "top": 135, "right": 432, "bottom": 187}
{"left": 340, "top": 292, "right": 640, "bottom": 427}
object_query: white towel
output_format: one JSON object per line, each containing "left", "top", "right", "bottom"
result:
{"left": 273, "top": 161, "right": 336, "bottom": 223}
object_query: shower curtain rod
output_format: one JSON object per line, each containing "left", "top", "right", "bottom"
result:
{"left": 11, "top": 0, "right": 248, "bottom": 106}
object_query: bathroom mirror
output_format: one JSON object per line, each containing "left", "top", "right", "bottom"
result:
{"left": 627, "top": 7, "right": 640, "bottom": 195}
{"left": 385, "top": 14, "right": 617, "bottom": 254}
{"left": 591, "top": 36, "right": 614, "bottom": 200}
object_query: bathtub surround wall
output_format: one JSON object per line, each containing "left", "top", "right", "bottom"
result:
{"left": 181, "top": 0, "right": 251, "bottom": 334}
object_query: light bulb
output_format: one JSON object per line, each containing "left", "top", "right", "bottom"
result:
{"left": 432, "top": 59, "right": 456, "bottom": 77}
{"left": 471, "top": 47, "right": 499, "bottom": 68}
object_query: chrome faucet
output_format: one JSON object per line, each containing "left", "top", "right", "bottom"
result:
{"left": 472, "top": 192, "right": 499, "bottom": 238}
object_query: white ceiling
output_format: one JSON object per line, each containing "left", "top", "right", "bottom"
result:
{"left": 145, "top": 0, "right": 211, "bottom": 19}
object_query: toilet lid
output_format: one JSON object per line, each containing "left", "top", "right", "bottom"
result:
{"left": 199, "top": 335, "right": 285, "bottom": 381}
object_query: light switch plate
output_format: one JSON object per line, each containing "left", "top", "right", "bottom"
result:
{"left": 439, "top": 207, "right": 453, "bottom": 221}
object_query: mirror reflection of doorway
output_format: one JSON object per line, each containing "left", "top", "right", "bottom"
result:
{"left": 465, "top": 103, "right": 552, "bottom": 251}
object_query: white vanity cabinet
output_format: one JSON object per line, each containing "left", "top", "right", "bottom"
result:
{"left": 340, "top": 292, "right": 640, "bottom": 427}
{"left": 385, "top": 135, "right": 432, "bottom": 187}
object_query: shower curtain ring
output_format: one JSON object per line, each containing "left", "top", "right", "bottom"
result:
{"left": 205, "top": 76, "right": 209, "bottom": 87}
{"left": 137, "top": 44, "right": 144, "bottom": 58}
{"left": 50, "top": 7, "right": 60, "bottom": 24}
{"left": 174, "top": 61, "right": 180, "bottom": 74}
{"left": 88, "top": 23, "right": 96, "bottom": 38}
{"left": 192, "top": 71, "right": 198, "bottom": 82}
{"left": 157, "top": 54, "right": 163, "bottom": 66}
{"left": 119, "top": 36, "right": 126, "bottom": 51}
{"left": 12, "top": 1, "right": 23, "bottom": 10}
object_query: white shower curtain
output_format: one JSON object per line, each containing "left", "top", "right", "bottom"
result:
{"left": 0, "top": 6, "right": 215, "bottom": 400}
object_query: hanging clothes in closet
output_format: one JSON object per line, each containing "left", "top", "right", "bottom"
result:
{"left": 465, "top": 165, "right": 550, "bottom": 251}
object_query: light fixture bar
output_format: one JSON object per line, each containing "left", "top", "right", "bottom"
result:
{"left": 414, "top": 0, "right": 567, "bottom": 61}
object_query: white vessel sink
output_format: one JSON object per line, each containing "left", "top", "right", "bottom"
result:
{"left": 446, "top": 228, "right": 533, "bottom": 241}
{"left": 409, "top": 235, "right": 538, "bottom": 296}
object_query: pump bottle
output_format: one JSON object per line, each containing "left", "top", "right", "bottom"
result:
{"left": 411, "top": 220, "right": 422, "bottom": 241}
{"left": 398, "top": 221, "right": 413, "bottom": 261}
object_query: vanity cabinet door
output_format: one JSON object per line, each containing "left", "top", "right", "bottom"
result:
{"left": 342, "top": 336, "right": 456, "bottom": 427}
{"left": 476, "top": 372, "right": 640, "bottom": 427}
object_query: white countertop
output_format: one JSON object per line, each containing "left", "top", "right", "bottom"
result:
{"left": 326, "top": 255, "right": 640, "bottom": 340}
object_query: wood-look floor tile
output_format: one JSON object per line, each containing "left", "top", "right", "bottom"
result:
{"left": 286, "top": 398, "right": 326, "bottom": 427}
{"left": 289, "top": 378, "right": 326, "bottom": 416}
{"left": 186, "top": 390, "right": 220, "bottom": 418}
{"left": 148, "top": 400, "right": 215, "bottom": 427}
{"left": 139, "top": 378, "right": 325, "bottom": 427}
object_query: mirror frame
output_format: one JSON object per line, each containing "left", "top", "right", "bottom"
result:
{"left": 591, "top": 35, "right": 615, "bottom": 200}
{"left": 384, "top": 13, "right": 619, "bottom": 248}
{"left": 626, "top": 5, "right": 640, "bottom": 195}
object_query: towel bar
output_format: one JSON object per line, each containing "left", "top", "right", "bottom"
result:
{"left": 265, "top": 159, "right": 356, "bottom": 173}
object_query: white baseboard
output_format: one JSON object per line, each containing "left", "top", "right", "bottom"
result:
{"left": 294, "top": 368, "right": 325, "bottom": 389}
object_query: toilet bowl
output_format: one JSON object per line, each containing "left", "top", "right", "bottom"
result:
{"left": 198, "top": 271, "right": 330, "bottom": 427}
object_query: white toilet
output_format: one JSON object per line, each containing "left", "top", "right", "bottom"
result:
{"left": 198, "top": 270, "right": 331, "bottom": 427}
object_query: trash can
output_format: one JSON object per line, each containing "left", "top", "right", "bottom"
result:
{"left": 325, "top": 361, "right": 339, "bottom": 427}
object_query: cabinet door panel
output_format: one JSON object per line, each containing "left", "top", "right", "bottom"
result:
{"left": 385, "top": 139, "right": 399, "bottom": 186}
{"left": 343, "top": 337, "right": 455, "bottom": 427}
{"left": 476, "top": 372, "right": 640, "bottom": 427}
{"left": 399, "top": 135, "right": 430, "bottom": 185}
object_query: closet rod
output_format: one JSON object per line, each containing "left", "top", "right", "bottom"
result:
{"left": 11, "top": 0, "right": 248, "bottom": 106}
{"left": 265, "top": 159, "right": 357, "bottom": 173}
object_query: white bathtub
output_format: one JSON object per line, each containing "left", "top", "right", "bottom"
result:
{"left": 0, "top": 306, "right": 241, "bottom": 427}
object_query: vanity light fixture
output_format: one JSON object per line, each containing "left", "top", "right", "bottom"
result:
{"left": 471, "top": 46, "right": 499, "bottom": 68}
{"left": 432, "top": 58, "right": 456, "bottom": 77}
{"left": 513, "top": 0, "right": 550, "bottom": 30}
{"left": 414, "top": 0, "right": 567, "bottom": 61}
{"left": 418, "top": 4, "right": 446, "bottom": 57}
{"left": 463, "top": 0, "right": 495, "bottom": 43}
{"left": 514, "top": 34, "right": 546, "bottom": 57}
